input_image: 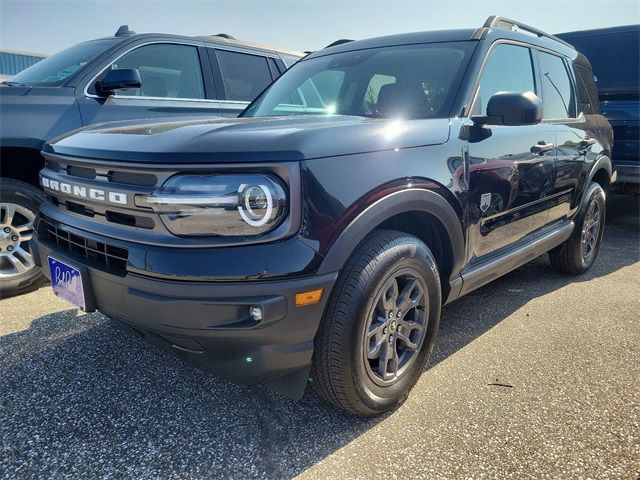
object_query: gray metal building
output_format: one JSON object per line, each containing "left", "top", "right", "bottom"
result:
{"left": 0, "top": 50, "right": 47, "bottom": 80}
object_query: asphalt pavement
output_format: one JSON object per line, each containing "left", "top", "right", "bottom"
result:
{"left": 1, "top": 194, "right": 638, "bottom": 479}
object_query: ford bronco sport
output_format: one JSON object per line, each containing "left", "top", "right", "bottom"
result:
{"left": 0, "top": 25, "right": 301, "bottom": 296}
{"left": 31, "top": 17, "right": 613, "bottom": 416}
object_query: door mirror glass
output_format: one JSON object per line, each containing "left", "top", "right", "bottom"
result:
{"left": 96, "top": 68, "right": 141, "bottom": 96}
{"left": 473, "top": 91, "right": 542, "bottom": 126}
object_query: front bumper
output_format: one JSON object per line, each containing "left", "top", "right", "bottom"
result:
{"left": 31, "top": 218, "right": 338, "bottom": 398}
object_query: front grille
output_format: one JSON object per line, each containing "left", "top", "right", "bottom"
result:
{"left": 67, "top": 165, "right": 97, "bottom": 179}
{"left": 38, "top": 218, "right": 128, "bottom": 275}
{"left": 108, "top": 170, "right": 158, "bottom": 187}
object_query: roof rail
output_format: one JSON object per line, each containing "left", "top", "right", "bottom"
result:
{"left": 473, "top": 16, "right": 574, "bottom": 49}
{"left": 324, "top": 39, "right": 354, "bottom": 49}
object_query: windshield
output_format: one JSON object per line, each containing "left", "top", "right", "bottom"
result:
{"left": 8, "top": 39, "right": 118, "bottom": 86}
{"left": 243, "top": 42, "right": 474, "bottom": 119}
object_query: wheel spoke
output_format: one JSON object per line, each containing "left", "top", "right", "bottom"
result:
{"left": 6, "top": 252, "right": 28, "bottom": 274}
{"left": 397, "top": 320, "right": 424, "bottom": 350}
{"left": 380, "top": 279, "right": 399, "bottom": 312}
{"left": 1, "top": 203, "right": 16, "bottom": 226}
{"left": 398, "top": 278, "right": 423, "bottom": 312}
{"left": 378, "top": 341, "right": 399, "bottom": 380}
{"left": 366, "top": 318, "right": 387, "bottom": 359}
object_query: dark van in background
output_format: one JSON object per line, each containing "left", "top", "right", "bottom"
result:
{"left": 558, "top": 25, "right": 640, "bottom": 195}
{"left": 0, "top": 26, "right": 302, "bottom": 297}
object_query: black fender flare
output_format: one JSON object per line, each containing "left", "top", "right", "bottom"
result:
{"left": 584, "top": 154, "right": 612, "bottom": 200}
{"left": 316, "top": 188, "right": 466, "bottom": 278}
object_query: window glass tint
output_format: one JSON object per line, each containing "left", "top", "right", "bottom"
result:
{"left": 538, "top": 52, "right": 576, "bottom": 118}
{"left": 10, "top": 39, "right": 117, "bottom": 86}
{"left": 364, "top": 74, "right": 396, "bottom": 115}
{"left": 244, "top": 42, "right": 473, "bottom": 118}
{"left": 216, "top": 50, "right": 272, "bottom": 101}
{"left": 477, "top": 44, "right": 536, "bottom": 115}
{"left": 108, "top": 43, "right": 204, "bottom": 99}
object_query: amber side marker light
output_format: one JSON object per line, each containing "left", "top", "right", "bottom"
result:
{"left": 295, "top": 288, "right": 324, "bottom": 306}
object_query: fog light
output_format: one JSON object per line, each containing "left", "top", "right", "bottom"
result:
{"left": 249, "top": 305, "right": 263, "bottom": 322}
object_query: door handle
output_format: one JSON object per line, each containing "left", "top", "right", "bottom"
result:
{"left": 578, "top": 138, "right": 596, "bottom": 150}
{"left": 530, "top": 142, "right": 555, "bottom": 155}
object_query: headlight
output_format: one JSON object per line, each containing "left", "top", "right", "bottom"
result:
{"left": 138, "top": 174, "right": 288, "bottom": 236}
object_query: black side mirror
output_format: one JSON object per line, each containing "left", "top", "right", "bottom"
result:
{"left": 96, "top": 68, "right": 142, "bottom": 96}
{"left": 472, "top": 91, "right": 542, "bottom": 126}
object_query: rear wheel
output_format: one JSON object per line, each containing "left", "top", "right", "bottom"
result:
{"left": 312, "top": 230, "right": 441, "bottom": 416}
{"left": 0, "top": 178, "right": 47, "bottom": 298}
{"left": 549, "top": 181, "right": 606, "bottom": 274}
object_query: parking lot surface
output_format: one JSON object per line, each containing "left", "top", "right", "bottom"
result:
{"left": 1, "top": 195, "right": 638, "bottom": 479}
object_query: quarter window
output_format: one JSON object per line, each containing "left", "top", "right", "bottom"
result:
{"left": 216, "top": 50, "right": 273, "bottom": 101}
{"left": 476, "top": 44, "right": 536, "bottom": 115}
{"left": 538, "top": 52, "right": 576, "bottom": 119}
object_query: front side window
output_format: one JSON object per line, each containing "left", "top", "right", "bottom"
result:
{"left": 216, "top": 50, "right": 273, "bottom": 102}
{"left": 538, "top": 52, "right": 576, "bottom": 119}
{"left": 475, "top": 43, "right": 537, "bottom": 115}
{"left": 244, "top": 42, "right": 474, "bottom": 118}
{"left": 101, "top": 43, "right": 205, "bottom": 99}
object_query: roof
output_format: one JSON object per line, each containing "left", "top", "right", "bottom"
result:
{"left": 193, "top": 35, "right": 304, "bottom": 57}
{"left": 306, "top": 29, "right": 477, "bottom": 59}
{"left": 86, "top": 31, "right": 304, "bottom": 58}
{"left": 306, "top": 16, "right": 578, "bottom": 61}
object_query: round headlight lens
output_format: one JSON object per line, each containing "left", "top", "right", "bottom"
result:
{"left": 239, "top": 184, "right": 272, "bottom": 226}
{"left": 140, "top": 174, "right": 288, "bottom": 237}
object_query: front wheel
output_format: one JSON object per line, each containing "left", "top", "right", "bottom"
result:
{"left": 549, "top": 181, "right": 606, "bottom": 274}
{"left": 0, "top": 178, "right": 47, "bottom": 298}
{"left": 311, "top": 230, "right": 441, "bottom": 416}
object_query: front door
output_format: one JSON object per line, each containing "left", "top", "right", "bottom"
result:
{"left": 466, "top": 42, "right": 557, "bottom": 261}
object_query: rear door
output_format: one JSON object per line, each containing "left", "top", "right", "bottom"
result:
{"left": 208, "top": 48, "right": 277, "bottom": 117}
{"left": 466, "top": 43, "right": 557, "bottom": 261}
{"left": 78, "top": 42, "right": 221, "bottom": 125}
{"left": 536, "top": 50, "right": 586, "bottom": 223}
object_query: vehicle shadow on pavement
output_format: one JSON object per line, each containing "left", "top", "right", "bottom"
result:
{"left": 431, "top": 193, "right": 639, "bottom": 367}
{"left": 1, "top": 195, "right": 637, "bottom": 479}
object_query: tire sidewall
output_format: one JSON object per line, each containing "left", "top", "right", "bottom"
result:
{"left": 350, "top": 241, "right": 441, "bottom": 413}
{"left": 576, "top": 183, "right": 606, "bottom": 271}
{"left": 0, "top": 178, "right": 45, "bottom": 296}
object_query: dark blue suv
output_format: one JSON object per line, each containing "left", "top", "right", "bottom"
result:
{"left": 0, "top": 26, "right": 301, "bottom": 296}
{"left": 32, "top": 17, "right": 612, "bottom": 416}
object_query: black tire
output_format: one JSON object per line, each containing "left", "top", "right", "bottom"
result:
{"left": 311, "top": 229, "right": 441, "bottom": 416}
{"left": 549, "top": 181, "right": 606, "bottom": 274}
{"left": 0, "top": 177, "right": 47, "bottom": 299}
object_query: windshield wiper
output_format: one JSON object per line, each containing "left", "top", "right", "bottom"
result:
{"left": 1, "top": 81, "right": 25, "bottom": 86}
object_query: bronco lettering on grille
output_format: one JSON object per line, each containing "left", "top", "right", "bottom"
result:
{"left": 41, "top": 176, "right": 128, "bottom": 205}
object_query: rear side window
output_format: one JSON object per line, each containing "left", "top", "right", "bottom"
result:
{"left": 573, "top": 64, "right": 599, "bottom": 114}
{"left": 216, "top": 50, "right": 273, "bottom": 101}
{"left": 538, "top": 52, "right": 576, "bottom": 119}
{"left": 108, "top": 43, "right": 205, "bottom": 99}
{"left": 475, "top": 44, "right": 536, "bottom": 115}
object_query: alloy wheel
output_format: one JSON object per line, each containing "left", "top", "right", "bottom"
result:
{"left": 0, "top": 203, "right": 36, "bottom": 279}
{"left": 363, "top": 268, "right": 428, "bottom": 386}
{"left": 581, "top": 199, "right": 601, "bottom": 262}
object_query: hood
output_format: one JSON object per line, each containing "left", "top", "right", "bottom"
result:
{"left": 0, "top": 85, "right": 81, "bottom": 149}
{"left": 44, "top": 115, "right": 451, "bottom": 163}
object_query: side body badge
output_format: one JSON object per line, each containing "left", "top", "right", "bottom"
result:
{"left": 480, "top": 193, "right": 492, "bottom": 213}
